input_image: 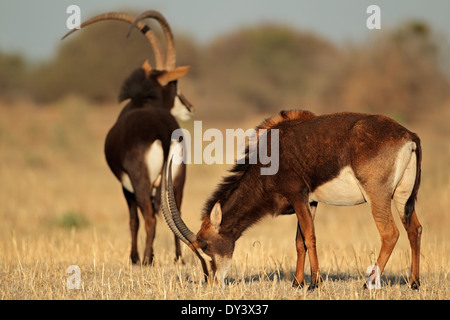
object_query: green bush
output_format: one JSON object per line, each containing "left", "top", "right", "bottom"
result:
{"left": 52, "top": 211, "right": 90, "bottom": 229}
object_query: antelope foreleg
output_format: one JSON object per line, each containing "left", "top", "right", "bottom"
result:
{"left": 293, "top": 202, "right": 318, "bottom": 288}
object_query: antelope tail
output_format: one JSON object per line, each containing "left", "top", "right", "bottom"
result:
{"left": 405, "top": 134, "right": 422, "bottom": 223}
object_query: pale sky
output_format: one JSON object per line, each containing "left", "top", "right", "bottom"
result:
{"left": 1, "top": 0, "right": 450, "bottom": 62}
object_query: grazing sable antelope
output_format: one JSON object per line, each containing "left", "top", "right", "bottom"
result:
{"left": 162, "top": 110, "right": 422, "bottom": 289}
{"left": 63, "top": 11, "right": 193, "bottom": 265}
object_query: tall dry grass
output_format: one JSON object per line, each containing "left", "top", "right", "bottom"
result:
{"left": 0, "top": 98, "right": 449, "bottom": 300}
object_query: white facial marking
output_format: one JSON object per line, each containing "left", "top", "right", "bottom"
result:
{"left": 215, "top": 255, "right": 232, "bottom": 285}
{"left": 171, "top": 91, "right": 193, "bottom": 121}
{"left": 309, "top": 166, "right": 366, "bottom": 206}
{"left": 197, "top": 248, "right": 214, "bottom": 283}
{"left": 197, "top": 248, "right": 212, "bottom": 262}
{"left": 197, "top": 249, "right": 231, "bottom": 286}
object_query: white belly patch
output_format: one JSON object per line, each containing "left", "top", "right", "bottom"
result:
{"left": 309, "top": 166, "right": 366, "bottom": 206}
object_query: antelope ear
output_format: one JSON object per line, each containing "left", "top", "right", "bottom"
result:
{"left": 157, "top": 66, "right": 190, "bottom": 86}
{"left": 142, "top": 59, "right": 152, "bottom": 77}
{"left": 210, "top": 201, "right": 222, "bottom": 232}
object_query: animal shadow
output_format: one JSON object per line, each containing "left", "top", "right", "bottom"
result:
{"left": 225, "top": 269, "right": 409, "bottom": 288}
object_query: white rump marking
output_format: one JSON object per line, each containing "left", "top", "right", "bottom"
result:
{"left": 393, "top": 142, "right": 417, "bottom": 218}
{"left": 146, "top": 139, "right": 164, "bottom": 185}
{"left": 309, "top": 166, "right": 366, "bottom": 206}
{"left": 392, "top": 141, "right": 416, "bottom": 191}
{"left": 120, "top": 139, "right": 164, "bottom": 193}
{"left": 121, "top": 173, "right": 134, "bottom": 193}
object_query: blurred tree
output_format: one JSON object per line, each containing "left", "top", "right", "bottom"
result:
{"left": 199, "top": 25, "right": 337, "bottom": 117}
{"left": 2, "top": 19, "right": 448, "bottom": 125}
{"left": 0, "top": 52, "right": 28, "bottom": 101}
{"left": 320, "top": 20, "right": 449, "bottom": 121}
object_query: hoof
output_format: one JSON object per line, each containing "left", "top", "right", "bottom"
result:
{"left": 130, "top": 255, "right": 140, "bottom": 265}
{"left": 142, "top": 255, "right": 154, "bottom": 266}
{"left": 292, "top": 279, "right": 305, "bottom": 289}
{"left": 307, "top": 274, "right": 323, "bottom": 291}
{"left": 307, "top": 280, "right": 321, "bottom": 291}
{"left": 411, "top": 280, "right": 420, "bottom": 290}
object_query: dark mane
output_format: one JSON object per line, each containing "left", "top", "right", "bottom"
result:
{"left": 257, "top": 109, "right": 315, "bottom": 135}
{"left": 201, "top": 162, "right": 251, "bottom": 220}
{"left": 118, "top": 68, "right": 163, "bottom": 105}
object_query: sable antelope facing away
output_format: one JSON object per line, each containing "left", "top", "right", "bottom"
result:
{"left": 63, "top": 11, "right": 193, "bottom": 265}
{"left": 162, "top": 110, "right": 422, "bottom": 290}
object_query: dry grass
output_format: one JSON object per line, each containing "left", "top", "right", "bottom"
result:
{"left": 0, "top": 98, "right": 449, "bottom": 300}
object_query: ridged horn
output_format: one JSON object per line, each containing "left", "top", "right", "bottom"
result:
{"left": 61, "top": 12, "right": 164, "bottom": 70}
{"left": 161, "top": 157, "right": 197, "bottom": 245}
{"left": 127, "top": 10, "right": 176, "bottom": 70}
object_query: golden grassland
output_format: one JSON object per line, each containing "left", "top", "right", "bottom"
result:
{"left": 0, "top": 98, "right": 449, "bottom": 300}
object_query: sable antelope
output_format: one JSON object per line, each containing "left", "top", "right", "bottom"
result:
{"left": 62, "top": 11, "right": 193, "bottom": 265}
{"left": 162, "top": 110, "right": 422, "bottom": 289}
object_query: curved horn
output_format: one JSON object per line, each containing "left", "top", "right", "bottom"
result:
{"left": 128, "top": 10, "right": 176, "bottom": 70}
{"left": 161, "top": 157, "right": 197, "bottom": 245}
{"left": 61, "top": 12, "right": 164, "bottom": 70}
